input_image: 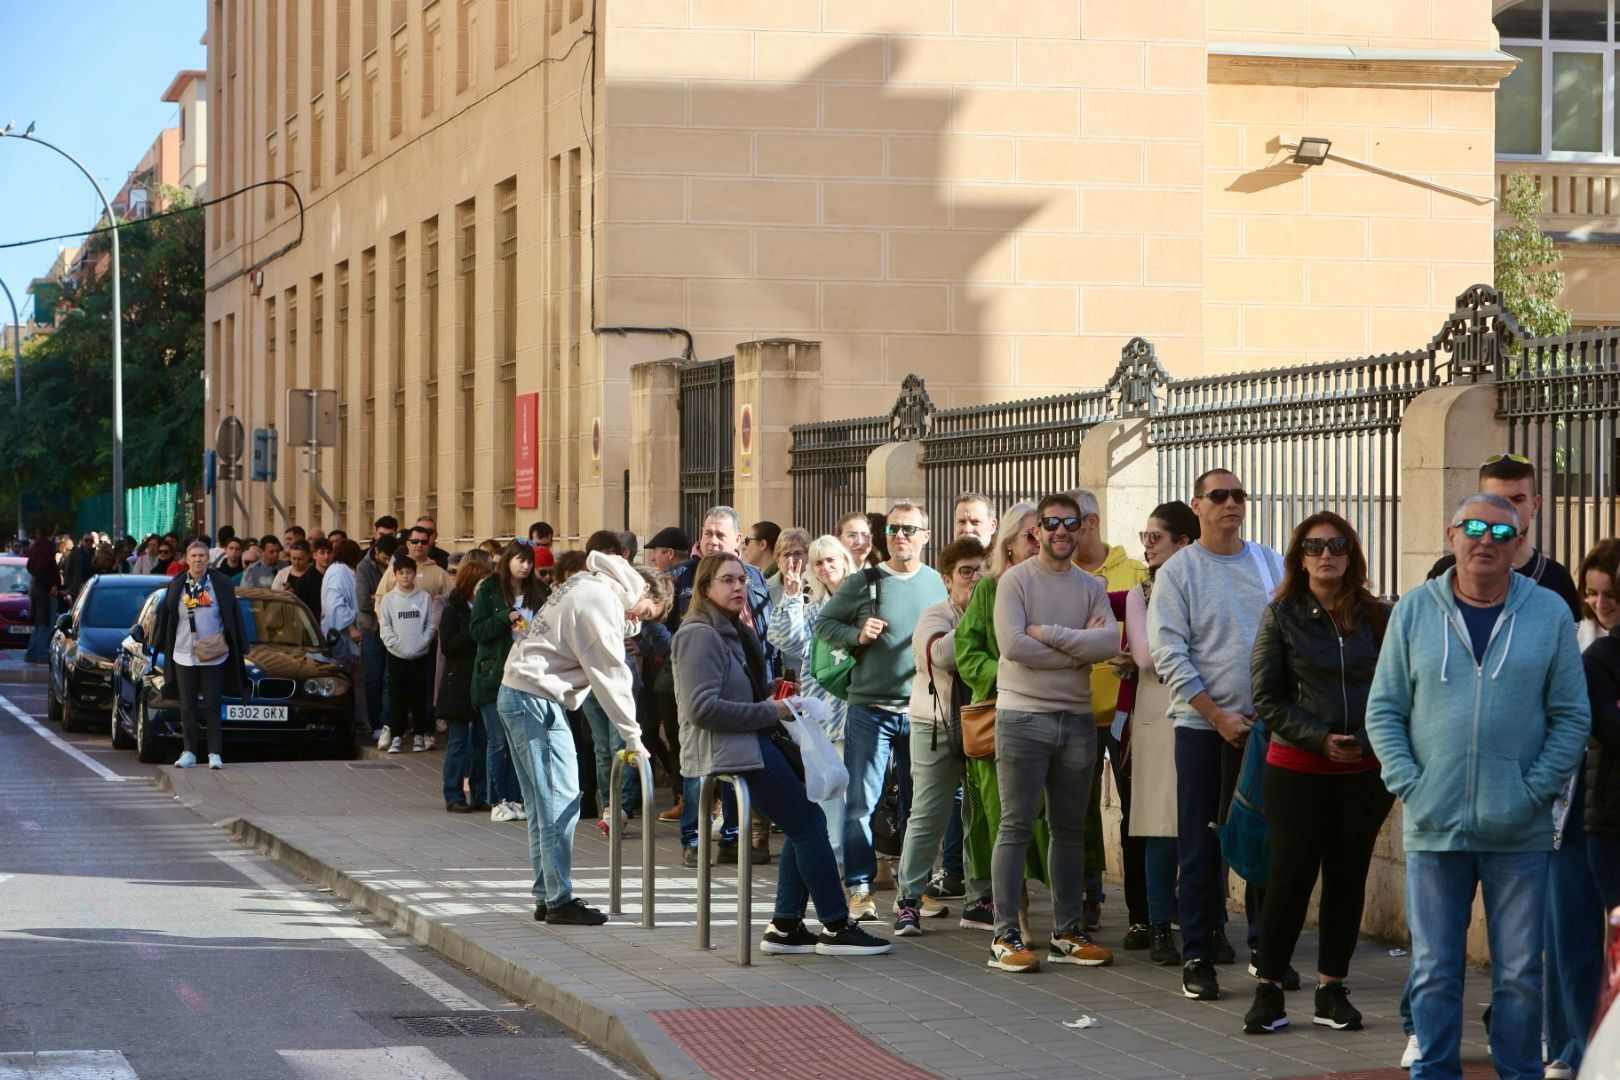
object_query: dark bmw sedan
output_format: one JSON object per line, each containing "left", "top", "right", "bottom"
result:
{"left": 110, "top": 586, "right": 357, "bottom": 763}
{"left": 48, "top": 574, "right": 173, "bottom": 731}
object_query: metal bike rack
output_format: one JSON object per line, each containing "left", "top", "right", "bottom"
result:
{"left": 696, "top": 772, "right": 753, "bottom": 966}
{"left": 607, "top": 750, "right": 657, "bottom": 928}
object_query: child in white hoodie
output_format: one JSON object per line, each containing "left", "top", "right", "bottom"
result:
{"left": 498, "top": 551, "right": 671, "bottom": 926}
{"left": 379, "top": 553, "right": 438, "bottom": 754}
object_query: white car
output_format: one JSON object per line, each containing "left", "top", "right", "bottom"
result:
{"left": 1579, "top": 907, "right": 1620, "bottom": 1079}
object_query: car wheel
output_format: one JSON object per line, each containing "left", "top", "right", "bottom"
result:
{"left": 134, "top": 694, "right": 165, "bottom": 765}
{"left": 109, "top": 692, "right": 135, "bottom": 750}
{"left": 59, "top": 677, "right": 86, "bottom": 734}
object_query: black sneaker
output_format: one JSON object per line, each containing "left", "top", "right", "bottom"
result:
{"left": 959, "top": 896, "right": 995, "bottom": 930}
{"left": 1248, "top": 953, "right": 1303, "bottom": 991}
{"left": 816, "top": 922, "right": 892, "bottom": 956}
{"left": 1312, "top": 981, "right": 1362, "bottom": 1031}
{"left": 929, "top": 870, "right": 965, "bottom": 899}
{"left": 716, "top": 843, "right": 739, "bottom": 865}
{"left": 546, "top": 898, "right": 608, "bottom": 926}
{"left": 1211, "top": 925, "right": 1237, "bottom": 964}
{"left": 1182, "top": 957, "right": 1220, "bottom": 1000}
{"left": 1082, "top": 897, "right": 1102, "bottom": 932}
{"left": 533, "top": 903, "right": 547, "bottom": 922}
{"left": 446, "top": 801, "right": 475, "bottom": 813}
{"left": 1122, "top": 922, "right": 1153, "bottom": 950}
{"left": 1243, "top": 982, "right": 1289, "bottom": 1034}
{"left": 893, "top": 900, "right": 923, "bottom": 937}
{"left": 761, "top": 919, "right": 818, "bottom": 955}
{"left": 681, "top": 846, "right": 699, "bottom": 868}
{"left": 1149, "top": 922, "right": 1181, "bottom": 966}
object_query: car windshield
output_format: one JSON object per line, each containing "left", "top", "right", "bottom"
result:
{"left": 238, "top": 595, "right": 321, "bottom": 647}
{"left": 0, "top": 565, "right": 29, "bottom": 594}
{"left": 84, "top": 586, "right": 157, "bottom": 630}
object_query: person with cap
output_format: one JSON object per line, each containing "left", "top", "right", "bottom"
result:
{"left": 530, "top": 543, "right": 556, "bottom": 591}
{"left": 646, "top": 526, "right": 691, "bottom": 572}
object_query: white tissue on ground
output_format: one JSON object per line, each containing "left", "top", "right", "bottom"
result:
{"left": 1062, "top": 1016, "right": 1100, "bottom": 1029}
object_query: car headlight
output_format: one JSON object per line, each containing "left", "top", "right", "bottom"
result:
{"left": 76, "top": 651, "right": 114, "bottom": 674}
{"left": 304, "top": 676, "right": 349, "bottom": 697}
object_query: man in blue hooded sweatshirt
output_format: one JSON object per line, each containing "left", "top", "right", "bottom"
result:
{"left": 1366, "top": 492, "right": 1590, "bottom": 1080}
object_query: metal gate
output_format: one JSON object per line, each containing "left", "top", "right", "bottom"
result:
{"left": 677, "top": 357, "right": 734, "bottom": 541}
{"left": 786, "top": 410, "right": 891, "bottom": 539}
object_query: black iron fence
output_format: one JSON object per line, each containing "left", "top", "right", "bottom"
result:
{"left": 786, "top": 410, "right": 891, "bottom": 539}
{"left": 677, "top": 356, "right": 734, "bottom": 542}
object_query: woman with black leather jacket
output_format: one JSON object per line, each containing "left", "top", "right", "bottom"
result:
{"left": 1582, "top": 615, "right": 1620, "bottom": 914}
{"left": 1243, "top": 511, "right": 1392, "bottom": 1037}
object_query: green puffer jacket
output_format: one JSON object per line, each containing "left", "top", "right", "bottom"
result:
{"left": 468, "top": 575, "right": 550, "bottom": 707}
{"left": 954, "top": 574, "right": 1001, "bottom": 703}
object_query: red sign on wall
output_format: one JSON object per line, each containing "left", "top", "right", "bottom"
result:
{"left": 514, "top": 391, "right": 539, "bottom": 508}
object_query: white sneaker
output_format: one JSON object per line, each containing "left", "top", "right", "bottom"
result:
{"left": 376, "top": 725, "right": 391, "bottom": 750}
{"left": 1401, "top": 1034, "right": 1419, "bottom": 1068}
{"left": 175, "top": 750, "right": 197, "bottom": 768}
{"left": 387, "top": 737, "right": 402, "bottom": 754}
{"left": 207, "top": 754, "right": 223, "bottom": 770}
{"left": 421, "top": 735, "right": 436, "bottom": 751}
{"left": 509, "top": 801, "right": 528, "bottom": 820}
{"left": 412, "top": 735, "right": 425, "bottom": 752}
{"left": 490, "top": 801, "right": 517, "bottom": 822}
{"left": 1545, "top": 1061, "right": 1574, "bottom": 1080}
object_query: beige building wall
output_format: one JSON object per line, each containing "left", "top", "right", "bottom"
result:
{"left": 163, "top": 69, "right": 210, "bottom": 195}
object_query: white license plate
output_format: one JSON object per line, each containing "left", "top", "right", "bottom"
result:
{"left": 6, "top": 625, "right": 29, "bottom": 635}
{"left": 224, "top": 704, "right": 289, "bottom": 722}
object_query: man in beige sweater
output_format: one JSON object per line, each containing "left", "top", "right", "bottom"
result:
{"left": 988, "top": 492, "right": 1120, "bottom": 975}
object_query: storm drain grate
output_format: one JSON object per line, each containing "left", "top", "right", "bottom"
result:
{"left": 393, "top": 1013, "right": 523, "bottom": 1037}
{"left": 347, "top": 762, "right": 403, "bottom": 770}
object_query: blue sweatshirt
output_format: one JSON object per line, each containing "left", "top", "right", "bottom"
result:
{"left": 1365, "top": 569, "right": 1591, "bottom": 853}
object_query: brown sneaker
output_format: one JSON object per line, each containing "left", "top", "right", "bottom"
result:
{"left": 988, "top": 928, "right": 1041, "bottom": 973}
{"left": 917, "top": 893, "right": 948, "bottom": 918}
{"left": 847, "top": 888, "right": 877, "bottom": 922}
{"left": 1049, "top": 925, "right": 1114, "bottom": 967}
{"left": 657, "top": 800, "right": 683, "bottom": 822}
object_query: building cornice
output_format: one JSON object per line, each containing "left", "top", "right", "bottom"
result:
{"left": 1208, "top": 42, "right": 1518, "bottom": 90}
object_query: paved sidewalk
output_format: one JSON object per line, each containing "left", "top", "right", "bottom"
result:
{"left": 157, "top": 750, "right": 1497, "bottom": 1080}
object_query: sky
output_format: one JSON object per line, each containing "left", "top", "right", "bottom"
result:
{"left": 0, "top": 1, "right": 207, "bottom": 322}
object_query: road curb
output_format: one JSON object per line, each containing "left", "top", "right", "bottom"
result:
{"left": 159, "top": 767, "right": 706, "bottom": 1080}
{"left": 0, "top": 664, "right": 53, "bottom": 685}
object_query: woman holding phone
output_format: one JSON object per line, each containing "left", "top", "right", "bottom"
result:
{"left": 1243, "top": 511, "right": 1391, "bottom": 1037}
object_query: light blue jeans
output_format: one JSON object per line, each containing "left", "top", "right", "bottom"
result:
{"left": 842, "top": 704, "right": 911, "bottom": 890}
{"left": 497, "top": 685, "right": 582, "bottom": 909}
{"left": 1406, "top": 849, "right": 1546, "bottom": 1080}
{"left": 481, "top": 700, "right": 522, "bottom": 807}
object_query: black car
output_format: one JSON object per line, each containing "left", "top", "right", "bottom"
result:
{"left": 48, "top": 574, "right": 173, "bottom": 732}
{"left": 110, "top": 586, "right": 357, "bottom": 763}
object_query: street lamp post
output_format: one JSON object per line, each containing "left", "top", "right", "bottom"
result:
{"left": 1, "top": 122, "right": 124, "bottom": 538}
{"left": 0, "top": 278, "right": 22, "bottom": 541}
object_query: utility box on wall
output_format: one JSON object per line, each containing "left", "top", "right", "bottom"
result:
{"left": 250, "top": 427, "right": 279, "bottom": 482}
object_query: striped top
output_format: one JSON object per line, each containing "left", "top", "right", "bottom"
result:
{"left": 766, "top": 591, "right": 848, "bottom": 742}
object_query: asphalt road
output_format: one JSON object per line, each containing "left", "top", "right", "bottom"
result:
{"left": 0, "top": 677, "right": 643, "bottom": 1080}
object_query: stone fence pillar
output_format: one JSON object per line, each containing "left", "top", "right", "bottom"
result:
{"left": 866, "top": 442, "right": 924, "bottom": 515}
{"left": 629, "top": 359, "right": 682, "bottom": 537}
{"left": 1398, "top": 383, "right": 1508, "bottom": 594}
{"left": 733, "top": 339, "right": 822, "bottom": 528}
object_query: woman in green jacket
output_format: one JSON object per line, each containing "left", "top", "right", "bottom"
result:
{"left": 953, "top": 502, "right": 1049, "bottom": 931}
{"left": 470, "top": 541, "right": 550, "bottom": 823}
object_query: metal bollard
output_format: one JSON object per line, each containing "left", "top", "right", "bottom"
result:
{"left": 696, "top": 773, "right": 753, "bottom": 965}
{"left": 608, "top": 750, "right": 657, "bottom": 927}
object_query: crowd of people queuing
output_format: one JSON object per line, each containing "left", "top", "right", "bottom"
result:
{"left": 18, "top": 451, "right": 1620, "bottom": 1079}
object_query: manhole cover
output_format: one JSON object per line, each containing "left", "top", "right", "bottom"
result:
{"left": 347, "top": 762, "right": 403, "bottom": 770}
{"left": 394, "top": 1013, "right": 522, "bottom": 1037}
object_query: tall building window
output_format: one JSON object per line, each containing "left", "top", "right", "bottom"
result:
{"left": 312, "top": 0, "right": 326, "bottom": 92}
{"left": 390, "top": 0, "right": 404, "bottom": 30}
{"left": 495, "top": 0, "right": 513, "bottom": 68}
{"left": 361, "top": 248, "right": 377, "bottom": 524}
{"left": 545, "top": 153, "right": 561, "bottom": 511}
{"left": 423, "top": 217, "right": 440, "bottom": 518}
{"left": 267, "top": 0, "right": 280, "bottom": 132}
{"left": 362, "top": 0, "right": 378, "bottom": 54}
{"left": 225, "top": 313, "right": 236, "bottom": 417}
{"left": 497, "top": 178, "right": 517, "bottom": 502}
{"left": 1496, "top": 0, "right": 1620, "bottom": 157}
{"left": 266, "top": 138, "right": 279, "bottom": 220}
{"left": 335, "top": 261, "right": 350, "bottom": 517}
{"left": 265, "top": 296, "right": 278, "bottom": 435}
{"left": 362, "top": 60, "right": 378, "bottom": 157}
{"left": 310, "top": 103, "right": 324, "bottom": 191}
{"left": 457, "top": 200, "right": 476, "bottom": 513}
{"left": 285, "top": 0, "right": 299, "bottom": 119}
{"left": 336, "top": 80, "right": 350, "bottom": 173}
{"left": 285, "top": 286, "right": 300, "bottom": 515}
{"left": 310, "top": 272, "right": 325, "bottom": 525}
{"left": 424, "top": 16, "right": 441, "bottom": 116}
{"left": 390, "top": 232, "right": 408, "bottom": 500}
{"left": 390, "top": 33, "right": 407, "bottom": 139}
{"left": 456, "top": 0, "right": 476, "bottom": 94}
{"left": 285, "top": 122, "right": 298, "bottom": 207}
{"left": 337, "top": 0, "right": 351, "bottom": 74}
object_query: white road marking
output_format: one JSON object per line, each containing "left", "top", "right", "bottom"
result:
{"left": 210, "top": 850, "right": 486, "bottom": 1011}
{"left": 0, "top": 1049, "right": 139, "bottom": 1078}
{"left": 575, "top": 1045, "right": 639, "bottom": 1080}
{"left": 0, "top": 694, "right": 128, "bottom": 783}
{"left": 278, "top": 1047, "right": 468, "bottom": 1080}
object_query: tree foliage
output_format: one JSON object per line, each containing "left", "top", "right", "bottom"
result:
{"left": 0, "top": 188, "right": 203, "bottom": 531}
{"left": 1494, "top": 171, "right": 1573, "bottom": 336}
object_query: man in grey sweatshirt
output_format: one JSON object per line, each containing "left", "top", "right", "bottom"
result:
{"left": 1147, "top": 467, "right": 1285, "bottom": 1002}
{"left": 987, "top": 493, "right": 1121, "bottom": 974}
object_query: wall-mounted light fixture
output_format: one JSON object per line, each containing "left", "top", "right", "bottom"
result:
{"left": 1291, "top": 136, "right": 1333, "bottom": 166}
{"left": 1282, "top": 136, "right": 1494, "bottom": 204}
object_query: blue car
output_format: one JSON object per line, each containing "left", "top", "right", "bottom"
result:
{"left": 110, "top": 586, "right": 357, "bottom": 763}
{"left": 48, "top": 574, "right": 173, "bottom": 732}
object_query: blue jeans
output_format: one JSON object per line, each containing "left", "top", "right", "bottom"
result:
{"left": 360, "top": 630, "right": 390, "bottom": 732}
{"left": 580, "top": 693, "right": 631, "bottom": 818}
{"left": 24, "top": 593, "right": 56, "bottom": 663}
{"left": 1545, "top": 776, "right": 1604, "bottom": 1070}
{"left": 442, "top": 716, "right": 487, "bottom": 808}
{"left": 481, "top": 701, "right": 522, "bottom": 806}
{"left": 680, "top": 774, "right": 739, "bottom": 848}
{"left": 1406, "top": 849, "right": 1546, "bottom": 1080}
{"left": 497, "top": 686, "right": 582, "bottom": 908}
{"left": 942, "top": 785, "right": 965, "bottom": 879}
{"left": 842, "top": 704, "right": 911, "bottom": 890}
{"left": 1144, "top": 836, "right": 1178, "bottom": 925}
{"left": 736, "top": 732, "right": 850, "bottom": 924}
{"left": 1590, "top": 830, "right": 1620, "bottom": 913}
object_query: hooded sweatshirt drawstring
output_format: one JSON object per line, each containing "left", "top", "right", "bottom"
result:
{"left": 1439, "top": 623, "right": 1451, "bottom": 684}
{"left": 1490, "top": 612, "right": 1516, "bottom": 679}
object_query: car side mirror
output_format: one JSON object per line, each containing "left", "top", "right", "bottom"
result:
{"left": 129, "top": 624, "right": 146, "bottom": 644}
{"left": 55, "top": 613, "right": 73, "bottom": 635}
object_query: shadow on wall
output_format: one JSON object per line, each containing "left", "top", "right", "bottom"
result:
{"left": 606, "top": 37, "right": 1048, "bottom": 407}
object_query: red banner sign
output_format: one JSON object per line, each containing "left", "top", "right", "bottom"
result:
{"left": 514, "top": 391, "right": 538, "bottom": 508}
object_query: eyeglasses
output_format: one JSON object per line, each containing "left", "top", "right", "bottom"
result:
{"left": 841, "top": 530, "right": 869, "bottom": 542}
{"left": 952, "top": 564, "right": 983, "bottom": 580}
{"left": 713, "top": 574, "right": 748, "bottom": 587}
{"left": 158, "top": 550, "right": 173, "bottom": 557}
{"left": 1139, "top": 530, "right": 1175, "bottom": 547}
{"left": 1200, "top": 488, "right": 1248, "bottom": 505}
{"left": 1300, "top": 536, "right": 1350, "bottom": 557}
{"left": 1040, "top": 515, "right": 1081, "bottom": 532}
{"left": 1456, "top": 518, "right": 1520, "bottom": 544}
{"left": 1483, "top": 453, "right": 1531, "bottom": 466}
{"left": 885, "top": 523, "right": 925, "bottom": 537}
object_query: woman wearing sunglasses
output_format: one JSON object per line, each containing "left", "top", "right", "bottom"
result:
{"left": 1243, "top": 512, "right": 1391, "bottom": 1036}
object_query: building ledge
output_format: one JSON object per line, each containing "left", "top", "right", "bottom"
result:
{"left": 1210, "top": 42, "right": 1518, "bottom": 89}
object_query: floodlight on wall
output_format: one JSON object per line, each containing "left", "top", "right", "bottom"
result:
{"left": 1291, "top": 136, "right": 1332, "bottom": 166}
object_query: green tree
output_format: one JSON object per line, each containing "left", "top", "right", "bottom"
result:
{"left": 0, "top": 187, "right": 204, "bottom": 531}
{"left": 1494, "top": 171, "right": 1572, "bottom": 336}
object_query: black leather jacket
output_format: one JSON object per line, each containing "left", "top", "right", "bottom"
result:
{"left": 1581, "top": 627, "right": 1620, "bottom": 836}
{"left": 1250, "top": 592, "right": 1384, "bottom": 756}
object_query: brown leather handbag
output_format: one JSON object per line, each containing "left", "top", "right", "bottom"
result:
{"left": 960, "top": 699, "right": 997, "bottom": 759}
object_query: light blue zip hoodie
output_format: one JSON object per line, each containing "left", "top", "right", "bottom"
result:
{"left": 1365, "top": 568, "right": 1590, "bottom": 853}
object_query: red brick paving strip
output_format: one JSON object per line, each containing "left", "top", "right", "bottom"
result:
{"left": 650, "top": 1005, "right": 940, "bottom": 1080}
{"left": 1297, "top": 1064, "right": 1497, "bottom": 1079}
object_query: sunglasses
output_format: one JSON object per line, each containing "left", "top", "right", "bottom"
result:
{"left": 1200, "top": 488, "right": 1248, "bottom": 505}
{"left": 406, "top": 538, "right": 428, "bottom": 545}
{"left": 1139, "top": 530, "right": 1178, "bottom": 547}
{"left": 1456, "top": 518, "right": 1520, "bottom": 544}
{"left": 1300, "top": 536, "right": 1350, "bottom": 557}
{"left": 885, "top": 523, "right": 925, "bottom": 538}
{"left": 1483, "top": 453, "right": 1531, "bottom": 466}
{"left": 1040, "top": 515, "right": 1081, "bottom": 532}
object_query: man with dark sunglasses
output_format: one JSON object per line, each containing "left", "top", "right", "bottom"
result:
{"left": 1368, "top": 492, "right": 1589, "bottom": 1080}
{"left": 1148, "top": 467, "right": 1286, "bottom": 1003}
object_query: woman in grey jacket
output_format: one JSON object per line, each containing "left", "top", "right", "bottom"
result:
{"left": 674, "top": 552, "right": 891, "bottom": 958}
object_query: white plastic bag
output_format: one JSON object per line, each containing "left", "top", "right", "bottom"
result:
{"left": 784, "top": 697, "right": 848, "bottom": 803}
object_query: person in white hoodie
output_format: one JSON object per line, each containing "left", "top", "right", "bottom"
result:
{"left": 379, "top": 553, "right": 438, "bottom": 754}
{"left": 499, "top": 551, "right": 672, "bottom": 926}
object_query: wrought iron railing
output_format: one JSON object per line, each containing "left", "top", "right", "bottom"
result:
{"left": 677, "top": 356, "right": 735, "bottom": 541}
{"left": 787, "top": 410, "right": 891, "bottom": 539}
